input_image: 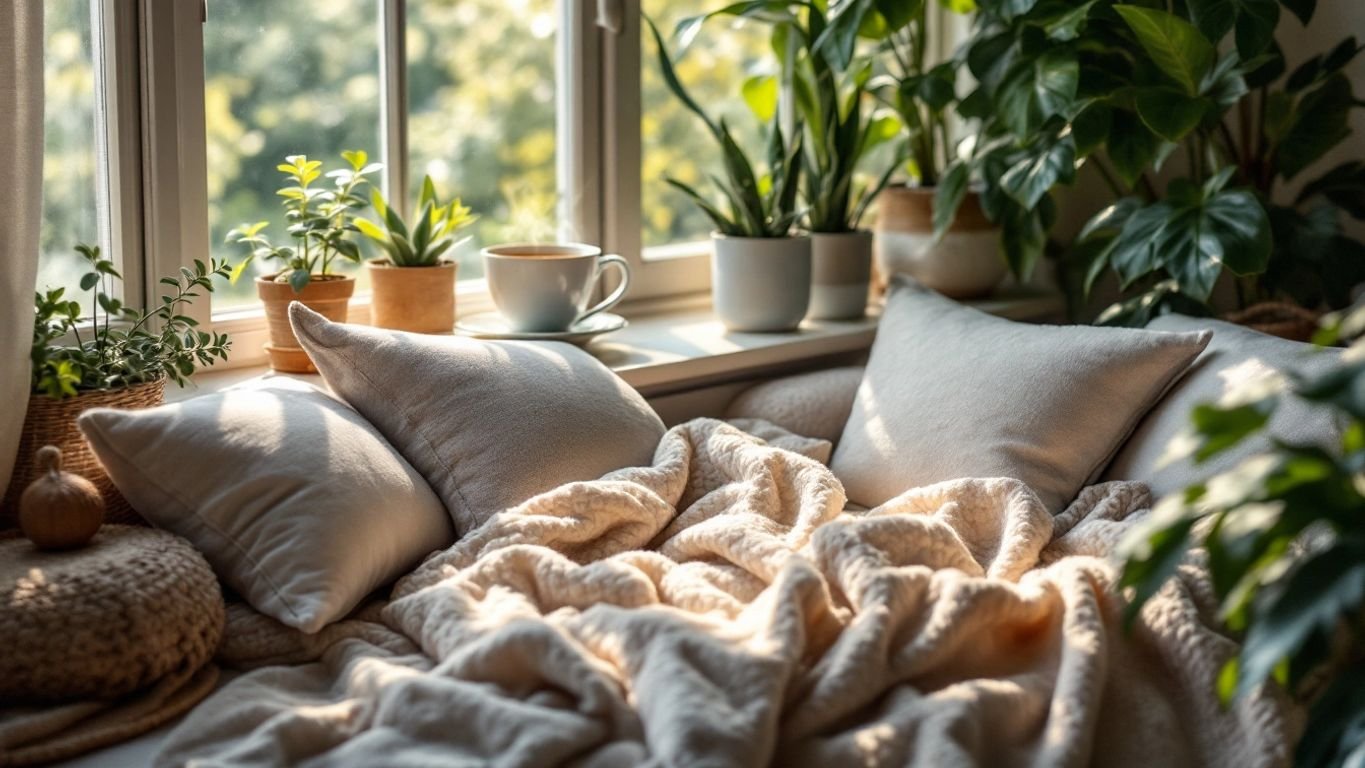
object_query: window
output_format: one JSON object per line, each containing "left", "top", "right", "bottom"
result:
{"left": 37, "top": 1, "right": 961, "bottom": 367}
{"left": 39, "top": 0, "right": 112, "bottom": 301}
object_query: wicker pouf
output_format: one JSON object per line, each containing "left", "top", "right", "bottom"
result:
{"left": 0, "top": 525, "right": 224, "bottom": 703}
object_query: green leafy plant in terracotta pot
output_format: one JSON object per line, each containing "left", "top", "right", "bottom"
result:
{"left": 3, "top": 244, "right": 232, "bottom": 523}
{"left": 946, "top": 0, "right": 1365, "bottom": 329}
{"left": 1120, "top": 305, "right": 1365, "bottom": 768}
{"left": 685, "top": 1, "right": 904, "bottom": 319}
{"left": 227, "top": 150, "right": 379, "bottom": 371}
{"left": 357, "top": 176, "right": 477, "bottom": 334}
{"left": 648, "top": 16, "right": 809, "bottom": 333}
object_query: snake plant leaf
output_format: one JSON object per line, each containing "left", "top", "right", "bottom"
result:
{"left": 645, "top": 15, "right": 719, "bottom": 139}
{"left": 1114, "top": 5, "right": 1216, "bottom": 96}
{"left": 354, "top": 218, "right": 387, "bottom": 243}
{"left": 665, "top": 178, "right": 737, "bottom": 236}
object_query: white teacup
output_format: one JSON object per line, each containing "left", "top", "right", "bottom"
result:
{"left": 482, "top": 243, "right": 631, "bottom": 333}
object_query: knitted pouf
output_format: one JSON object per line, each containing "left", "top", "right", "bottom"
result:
{"left": 0, "top": 525, "right": 225, "bottom": 703}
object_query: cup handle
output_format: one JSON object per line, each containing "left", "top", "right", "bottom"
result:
{"left": 577, "top": 254, "right": 631, "bottom": 323}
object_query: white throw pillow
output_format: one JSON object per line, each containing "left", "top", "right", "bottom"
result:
{"left": 1102, "top": 314, "right": 1343, "bottom": 499}
{"left": 79, "top": 379, "right": 454, "bottom": 633}
{"left": 289, "top": 303, "right": 666, "bottom": 535}
{"left": 831, "top": 279, "right": 1211, "bottom": 512}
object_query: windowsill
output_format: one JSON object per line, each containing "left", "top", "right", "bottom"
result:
{"left": 168, "top": 287, "right": 1065, "bottom": 402}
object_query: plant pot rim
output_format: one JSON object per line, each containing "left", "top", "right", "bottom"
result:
{"left": 807, "top": 228, "right": 873, "bottom": 237}
{"left": 365, "top": 258, "right": 458, "bottom": 270}
{"left": 256, "top": 272, "right": 356, "bottom": 284}
{"left": 710, "top": 231, "right": 811, "bottom": 242}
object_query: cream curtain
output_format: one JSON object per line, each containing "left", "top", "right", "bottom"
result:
{"left": 0, "top": 3, "right": 43, "bottom": 498}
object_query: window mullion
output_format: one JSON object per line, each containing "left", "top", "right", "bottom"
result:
{"left": 560, "top": 0, "right": 603, "bottom": 247}
{"left": 379, "top": 0, "right": 409, "bottom": 218}
{"left": 139, "top": 0, "right": 210, "bottom": 325}
{"left": 94, "top": 0, "right": 146, "bottom": 309}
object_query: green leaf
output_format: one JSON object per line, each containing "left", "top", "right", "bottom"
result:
{"left": 932, "top": 162, "right": 970, "bottom": 239}
{"left": 1297, "top": 161, "right": 1365, "bottom": 220}
{"left": 1114, "top": 5, "right": 1216, "bottom": 96}
{"left": 1191, "top": 401, "right": 1273, "bottom": 461}
{"left": 1071, "top": 101, "right": 1111, "bottom": 157}
{"left": 1106, "top": 109, "right": 1163, "bottom": 188}
{"left": 1235, "top": 541, "right": 1365, "bottom": 700}
{"left": 1135, "top": 87, "right": 1210, "bottom": 143}
{"left": 1277, "top": 74, "right": 1355, "bottom": 180}
{"left": 644, "top": 15, "right": 719, "bottom": 138}
{"left": 1000, "top": 134, "right": 1076, "bottom": 209}
{"left": 1281, "top": 0, "right": 1315, "bottom": 26}
{"left": 287, "top": 269, "right": 311, "bottom": 293}
{"left": 1045, "top": 0, "right": 1097, "bottom": 41}
{"left": 741, "top": 74, "right": 779, "bottom": 124}
{"left": 997, "top": 49, "right": 1079, "bottom": 136}
{"left": 79, "top": 273, "right": 100, "bottom": 292}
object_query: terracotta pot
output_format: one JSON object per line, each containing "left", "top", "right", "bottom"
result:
{"left": 368, "top": 260, "right": 458, "bottom": 334}
{"left": 711, "top": 233, "right": 811, "bottom": 332}
{"left": 1223, "top": 301, "right": 1321, "bottom": 343}
{"left": 257, "top": 274, "right": 355, "bottom": 372}
{"left": 874, "top": 185, "right": 1005, "bottom": 299}
{"left": 1, "top": 378, "right": 165, "bottom": 528}
{"left": 808, "top": 231, "right": 873, "bottom": 320}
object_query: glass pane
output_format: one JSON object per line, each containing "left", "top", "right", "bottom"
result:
{"left": 640, "top": 0, "right": 771, "bottom": 251}
{"left": 204, "top": 0, "right": 383, "bottom": 310}
{"left": 407, "top": 0, "right": 560, "bottom": 281}
{"left": 40, "top": 0, "right": 107, "bottom": 301}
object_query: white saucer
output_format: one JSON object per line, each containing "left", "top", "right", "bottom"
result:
{"left": 455, "top": 312, "right": 628, "bottom": 345}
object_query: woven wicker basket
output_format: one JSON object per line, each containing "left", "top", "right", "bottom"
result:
{"left": 1, "top": 379, "right": 165, "bottom": 528}
{"left": 1223, "top": 301, "right": 1321, "bottom": 343}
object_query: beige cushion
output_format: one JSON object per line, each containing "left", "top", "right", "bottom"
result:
{"left": 831, "top": 279, "right": 1211, "bottom": 512}
{"left": 79, "top": 380, "right": 453, "bottom": 633}
{"left": 290, "top": 303, "right": 666, "bottom": 535}
{"left": 725, "top": 366, "right": 865, "bottom": 445}
{"left": 1102, "top": 314, "right": 1343, "bottom": 499}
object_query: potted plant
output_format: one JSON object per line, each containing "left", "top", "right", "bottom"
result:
{"left": 227, "top": 150, "right": 379, "bottom": 371}
{"left": 678, "top": 2, "right": 902, "bottom": 319}
{"left": 356, "top": 176, "right": 478, "bottom": 334}
{"left": 648, "top": 17, "right": 809, "bottom": 333}
{"left": 810, "top": 0, "right": 999, "bottom": 298}
{"left": 1120, "top": 306, "right": 1365, "bottom": 768}
{"left": 944, "top": 0, "right": 1364, "bottom": 329}
{"left": 2, "top": 244, "right": 231, "bottom": 524}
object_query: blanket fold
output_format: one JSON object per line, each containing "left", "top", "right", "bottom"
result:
{"left": 160, "top": 419, "right": 1295, "bottom": 768}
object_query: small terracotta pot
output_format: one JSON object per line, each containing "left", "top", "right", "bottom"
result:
{"left": 368, "top": 260, "right": 458, "bottom": 334}
{"left": 874, "top": 185, "right": 1005, "bottom": 299}
{"left": 257, "top": 274, "right": 355, "bottom": 373}
{"left": 808, "top": 231, "right": 873, "bottom": 320}
{"left": 711, "top": 233, "right": 811, "bottom": 332}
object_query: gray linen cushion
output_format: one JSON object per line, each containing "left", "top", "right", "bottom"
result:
{"left": 1102, "top": 314, "right": 1343, "bottom": 499}
{"left": 831, "top": 278, "right": 1211, "bottom": 512}
{"left": 290, "top": 302, "right": 666, "bottom": 534}
{"left": 79, "top": 379, "right": 454, "bottom": 633}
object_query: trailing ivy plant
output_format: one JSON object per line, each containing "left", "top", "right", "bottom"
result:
{"left": 647, "top": 15, "right": 804, "bottom": 238}
{"left": 31, "top": 244, "right": 232, "bottom": 399}
{"left": 939, "top": 0, "right": 1365, "bottom": 321}
{"left": 227, "top": 150, "right": 381, "bottom": 292}
{"left": 1119, "top": 305, "right": 1365, "bottom": 767}
{"left": 356, "top": 175, "right": 478, "bottom": 267}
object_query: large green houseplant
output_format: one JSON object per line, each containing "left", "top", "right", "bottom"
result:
{"left": 647, "top": 15, "right": 811, "bottom": 332}
{"left": 941, "top": 0, "right": 1364, "bottom": 325}
{"left": 4, "top": 244, "right": 232, "bottom": 522}
{"left": 1120, "top": 306, "right": 1365, "bottom": 768}
{"left": 227, "top": 150, "right": 379, "bottom": 371}
{"left": 357, "top": 175, "right": 477, "bottom": 334}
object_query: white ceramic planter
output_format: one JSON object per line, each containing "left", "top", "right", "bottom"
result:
{"left": 808, "top": 230, "right": 872, "bottom": 320}
{"left": 874, "top": 185, "right": 1005, "bottom": 299}
{"left": 711, "top": 233, "right": 811, "bottom": 332}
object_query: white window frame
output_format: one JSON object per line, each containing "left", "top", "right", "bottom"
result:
{"left": 66, "top": 0, "right": 958, "bottom": 368}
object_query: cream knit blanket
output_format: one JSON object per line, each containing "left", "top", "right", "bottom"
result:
{"left": 156, "top": 419, "right": 1294, "bottom": 767}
